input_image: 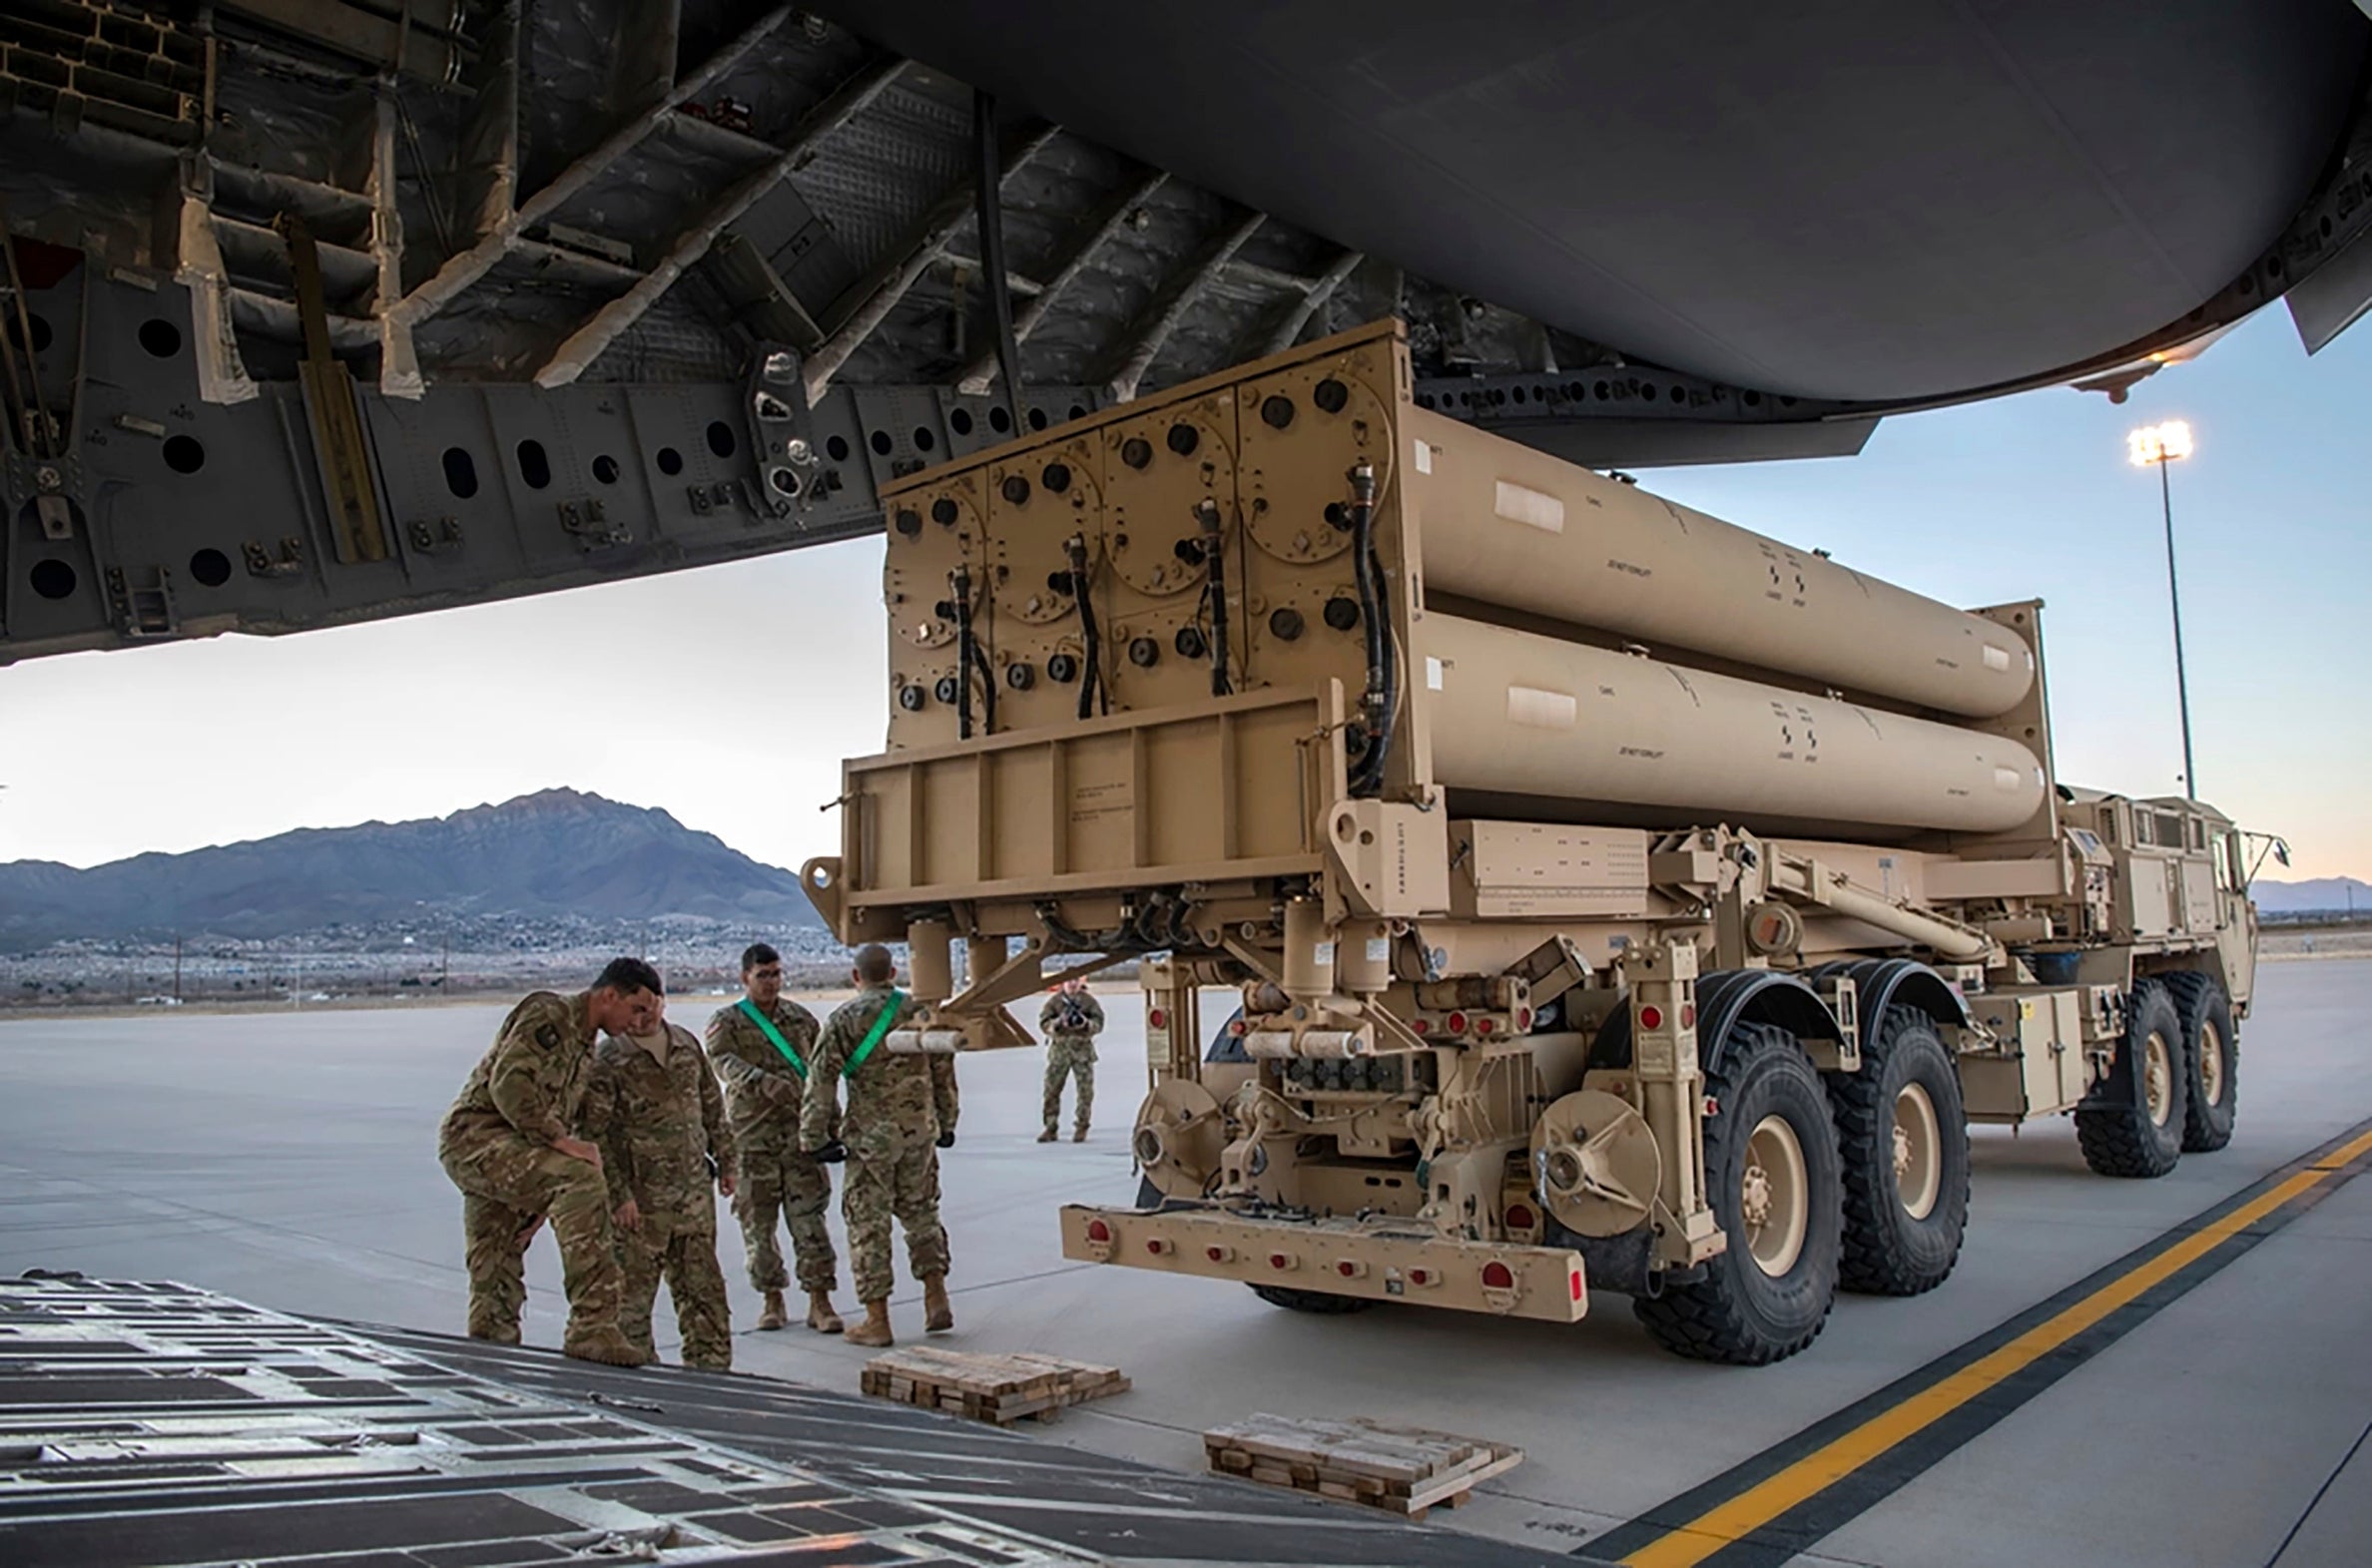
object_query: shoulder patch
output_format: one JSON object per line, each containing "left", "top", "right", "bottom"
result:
{"left": 534, "top": 1023, "right": 561, "bottom": 1049}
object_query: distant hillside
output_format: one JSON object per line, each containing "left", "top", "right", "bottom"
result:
{"left": 2252, "top": 876, "right": 2371, "bottom": 915}
{"left": 0, "top": 789, "right": 824, "bottom": 948}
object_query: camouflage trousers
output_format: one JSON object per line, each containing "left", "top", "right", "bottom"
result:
{"left": 733, "top": 1118, "right": 839, "bottom": 1295}
{"left": 1042, "top": 1037, "right": 1096, "bottom": 1133}
{"left": 843, "top": 1133, "right": 949, "bottom": 1305}
{"left": 616, "top": 1208, "right": 732, "bottom": 1370}
{"left": 439, "top": 1128, "right": 621, "bottom": 1343}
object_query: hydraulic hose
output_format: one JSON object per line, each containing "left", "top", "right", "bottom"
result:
{"left": 951, "top": 566, "right": 978, "bottom": 741}
{"left": 1197, "top": 498, "right": 1232, "bottom": 697}
{"left": 1345, "top": 459, "right": 1394, "bottom": 794}
{"left": 1066, "top": 533, "right": 1107, "bottom": 720}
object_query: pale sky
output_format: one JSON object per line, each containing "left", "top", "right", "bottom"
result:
{"left": 3, "top": 306, "right": 2367, "bottom": 881}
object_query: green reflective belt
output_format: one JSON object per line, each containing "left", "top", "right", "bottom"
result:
{"left": 845, "top": 991, "right": 906, "bottom": 1080}
{"left": 737, "top": 998, "right": 807, "bottom": 1079}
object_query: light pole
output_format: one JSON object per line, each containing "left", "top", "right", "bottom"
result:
{"left": 2126, "top": 419, "right": 2197, "bottom": 799}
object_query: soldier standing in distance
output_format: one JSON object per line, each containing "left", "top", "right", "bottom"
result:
{"left": 1037, "top": 974, "right": 1105, "bottom": 1143}
{"left": 801, "top": 943, "right": 958, "bottom": 1348}
{"left": 579, "top": 993, "right": 738, "bottom": 1368}
{"left": 436, "top": 956, "right": 660, "bottom": 1365}
{"left": 705, "top": 943, "right": 844, "bottom": 1333}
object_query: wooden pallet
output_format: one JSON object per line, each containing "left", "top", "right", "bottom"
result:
{"left": 1203, "top": 1413, "right": 1523, "bottom": 1519}
{"left": 861, "top": 1346, "right": 1130, "bottom": 1427}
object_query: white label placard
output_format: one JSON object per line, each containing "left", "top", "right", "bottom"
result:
{"left": 1426, "top": 656, "right": 1446, "bottom": 691}
{"left": 1507, "top": 685, "right": 1578, "bottom": 729}
{"left": 1982, "top": 644, "right": 2012, "bottom": 672}
{"left": 1413, "top": 439, "right": 1433, "bottom": 474}
{"left": 1312, "top": 941, "right": 1338, "bottom": 966}
{"left": 1365, "top": 937, "right": 1392, "bottom": 963}
{"left": 1494, "top": 479, "right": 1564, "bottom": 533}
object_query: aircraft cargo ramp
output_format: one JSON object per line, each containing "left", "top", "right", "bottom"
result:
{"left": 0, "top": 1273, "right": 1588, "bottom": 1568}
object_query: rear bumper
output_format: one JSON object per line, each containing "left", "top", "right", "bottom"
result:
{"left": 1058, "top": 1204, "right": 1588, "bottom": 1322}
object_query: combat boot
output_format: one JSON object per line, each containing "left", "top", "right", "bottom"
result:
{"left": 1036, "top": 1126, "right": 1057, "bottom": 1143}
{"left": 1072, "top": 1125, "right": 1089, "bottom": 1143}
{"left": 757, "top": 1289, "right": 789, "bottom": 1330}
{"left": 846, "top": 1299, "right": 893, "bottom": 1347}
{"left": 806, "top": 1291, "right": 845, "bottom": 1334}
{"left": 563, "top": 1323, "right": 651, "bottom": 1366}
{"left": 922, "top": 1275, "right": 954, "bottom": 1333}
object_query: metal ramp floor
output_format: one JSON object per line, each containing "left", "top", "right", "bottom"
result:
{"left": 0, "top": 1274, "right": 1593, "bottom": 1568}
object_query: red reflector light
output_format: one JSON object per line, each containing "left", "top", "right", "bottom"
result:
{"left": 1477, "top": 1017, "right": 1495, "bottom": 1035}
{"left": 1146, "top": 1239, "right": 1165, "bottom": 1255}
{"left": 1481, "top": 1262, "right": 1516, "bottom": 1291}
{"left": 1147, "top": 1007, "right": 1167, "bottom": 1029}
{"left": 1504, "top": 1203, "right": 1537, "bottom": 1233}
{"left": 1413, "top": 1017, "right": 1431, "bottom": 1034}
{"left": 1338, "top": 1261, "right": 1358, "bottom": 1278}
{"left": 1269, "top": 1253, "right": 1291, "bottom": 1270}
{"left": 1569, "top": 1268, "right": 1584, "bottom": 1303}
{"left": 1447, "top": 1011, "right": 1469, "bottom": 1036}
{"left": 1681, "top": 1004, "right": 1696, "bottom": 1029}
{"left": 1517, "top": 1007, "right": 1533, "bottom": 1031}
{"left": 1638, "top": 1004, "right": 1664, "bottom": 1031}
{"left": 1207, "top": 1246, "right": 1227, "bottom": 1263}
{"left": 1408, "top": 1268, "right": 1433, "bottom": 1287}
{"left": 1085, "top": 1220, "right": 1112, "bottom": 1245}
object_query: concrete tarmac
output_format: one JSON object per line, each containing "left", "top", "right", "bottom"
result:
{"left": 3, "top": 960, "right": 2368, "bottom": 1566}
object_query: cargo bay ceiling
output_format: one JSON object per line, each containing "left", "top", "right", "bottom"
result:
{"left": 2, "top": 0, "right": 2368, "bottom": 663}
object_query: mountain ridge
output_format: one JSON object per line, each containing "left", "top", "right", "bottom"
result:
{"left": 0, "top": 788, "right": 824, "bottom": 948}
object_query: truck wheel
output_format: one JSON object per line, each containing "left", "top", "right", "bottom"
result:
{"left": 1633, "top": 1023, "right": 1843, "bottom": 1364}
{"left": 2075, "top": 981, "right": 2188, "bottom": 1178}
{"left": 1250, "top": 1285, "right": 1376, "bottom": 1314}
{"left": 2159, "top": 972, "right": 2237, "bottom": 1153}
{"left": 1825, "top": 1007, "right": 1970, "bottom": 1297}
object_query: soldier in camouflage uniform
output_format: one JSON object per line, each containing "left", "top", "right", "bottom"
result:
{"left": 1037, "top": 976, "right": 1105, "bottom": 1143}
{"left": 578, "top": 996, "right": 737, "bottom": 1369}
{"left": 704, "top": 942, "right": 844, "bottom": 1334}
{"left": 801, "top": 943, "right": 958, "bottom": 1348}
{"left": 436, "top": 957, "right": 660, "bottom": 1365}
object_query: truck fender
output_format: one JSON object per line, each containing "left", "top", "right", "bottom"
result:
{"left": 1813, "top": 957, "right": 1971, "bottom": 1039}
{"left": 1587, "top": 969, "right": 1845, "bottom": 1077}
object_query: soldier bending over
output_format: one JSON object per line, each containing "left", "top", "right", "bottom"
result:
{"left": 802, "top": 943, "right": 959, "bottom": 1347}
{"left": 705, "top": 942, "right": 845, "bottom": 1333}
{"left": 437, "top": 957, "right": 659, "bottom": 1365}
{"left": 580, "top": 991, "right": 738, "bottom": 1369}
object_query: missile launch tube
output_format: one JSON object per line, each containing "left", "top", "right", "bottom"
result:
{"left": 1419, "top": 614, "right": 2046, "bottom": 835}
{"left": 1404, "top": 407, "right": 2035, "bottom": 719}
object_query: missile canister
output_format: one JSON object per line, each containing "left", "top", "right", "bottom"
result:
{"left": 1420, "top": 613, "right": 2046, "bottom": 834}
{"left": 1402, "top": 406, "right": 2035, "bottom": 720}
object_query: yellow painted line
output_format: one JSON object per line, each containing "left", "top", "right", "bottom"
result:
{"left": 1624, "top": 1126, "right": 2372, "bottom": 1568}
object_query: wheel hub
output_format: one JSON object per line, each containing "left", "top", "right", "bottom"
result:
{"left": 1892, "top": 1082, "right": 1943, "bottom": 1222}
{"left": 2199, "top": 1020, "right": 2225, "bottom": 1108}
{"left": 2143, "top": 1029, "right": 2173, "bottom": 1126}
{"left": 1740, "top": 1113, "right": 1810, "bottom": 1277}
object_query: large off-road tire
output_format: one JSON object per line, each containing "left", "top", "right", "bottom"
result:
{"left": 1250, "top": 1285, "right": 1376, "bottom": 1314}
{"left": 2159, "top": 972, "right": 2237, "bottom": 1154}
{"left": 2075, "top": 981, "right": 2189, "bottom": 1178}
{"left": 1634, "top": 1023, "right": 1843, "bottom": 1364}
{"left": 1825, "top": 1007, "right": 1971, "bottom": 1297}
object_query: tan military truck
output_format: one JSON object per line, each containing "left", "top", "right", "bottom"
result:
{"left": 799, "top": 319, "right": 2259, "bottom": 1363}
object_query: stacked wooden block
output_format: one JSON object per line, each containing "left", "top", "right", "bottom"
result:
{"left": 1203, "top": 1413, "right": 1523, "bottom": 1519}
{"left": 861, "top": 1346, "right": 1130, "bottom": 1426}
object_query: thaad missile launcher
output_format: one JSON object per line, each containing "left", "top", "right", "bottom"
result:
{"left": 802, "top": 319, "right": 2259, "bottom": 1363}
